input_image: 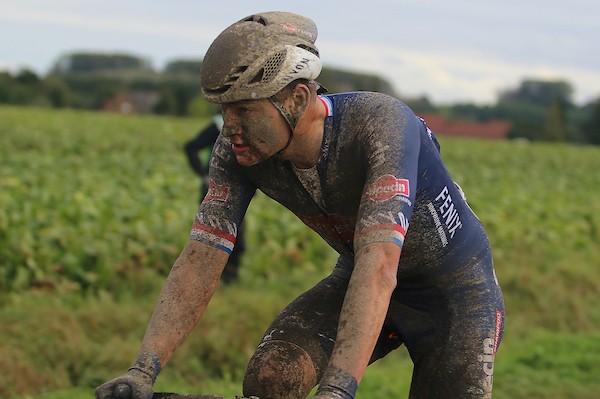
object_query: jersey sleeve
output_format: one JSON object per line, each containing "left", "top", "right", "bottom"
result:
{"left": 189, "top": 135, "right": 255, "bottom": 254}
{"left": 353, "top": 100, "right": 421, "bottom": 252}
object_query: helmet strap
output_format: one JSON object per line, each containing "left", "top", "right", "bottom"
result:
{"left": 269, "top": 96, "right": 297, "bottom": 155}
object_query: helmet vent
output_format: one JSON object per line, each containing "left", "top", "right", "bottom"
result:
{"left": 298, "top": 44, "right": 319, "bottom": 57}
{"left": 260, "top": 50, "right": 286, "bottom": 83}
{"left": 243, "top": 15, "right": 268, "bottom": 26}
{"left": 206, "top": 66, "right": 248, "bottom": 95}
{"left": 249, "top": 69, "right": 264, "bottom": 84}
{"left": 222, "top": 66, "right": 247, "bottom": 85}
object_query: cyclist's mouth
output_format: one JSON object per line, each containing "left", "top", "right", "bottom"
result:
{"left": 232, "top": 143, "right": 250, "bottom": 156}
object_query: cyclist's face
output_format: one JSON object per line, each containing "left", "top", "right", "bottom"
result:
{"left": 221, "top": 99, "right": 291, "bottom": 166}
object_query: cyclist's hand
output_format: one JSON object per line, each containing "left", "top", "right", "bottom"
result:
{"left": 311, "top": 366, "right": 357, "bottom": 399}
{"left": 311, "top": 388, "right": 354, "bottom": 399}
{"left": 94, "top": 369, "right": 154, "bottom": 399}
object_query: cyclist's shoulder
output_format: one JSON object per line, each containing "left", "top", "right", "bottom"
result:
{"left": 326, "top": 91, "right": 406, "bottom": 112}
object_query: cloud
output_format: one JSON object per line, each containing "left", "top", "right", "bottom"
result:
{"left": 320, "top": 39, "right": 600, "bottom": 104}
{"left": 1, "top": 6, "right": 216, "bottom": 44}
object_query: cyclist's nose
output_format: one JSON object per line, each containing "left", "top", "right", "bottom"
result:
{"left": 221, "top": 112, "right": 241, "bottom": 138}
{"left": 221, "top": 124, "right": 241, "bottom": 138}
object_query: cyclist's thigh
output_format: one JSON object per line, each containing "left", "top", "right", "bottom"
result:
{"left": 401, "top": 257, "right": 504, "bottom": 398}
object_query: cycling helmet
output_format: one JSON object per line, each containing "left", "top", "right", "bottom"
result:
{"left": 201, "top": 11, "right": 322, "bottom": 104}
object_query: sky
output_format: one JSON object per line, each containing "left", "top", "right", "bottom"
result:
{"left": 1, "top": 0, "right": 599, "bottom": 105}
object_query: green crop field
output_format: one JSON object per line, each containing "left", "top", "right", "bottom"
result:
{"left": 1, "top": 105, "right": 599, "bottom": 399}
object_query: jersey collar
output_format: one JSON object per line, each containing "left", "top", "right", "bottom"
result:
{"left": 318, "top": 95, "right": 333, "bottom": 117}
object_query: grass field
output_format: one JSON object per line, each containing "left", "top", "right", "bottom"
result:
{"left": 1, "top": 105, "right": 599, "bottom": 398}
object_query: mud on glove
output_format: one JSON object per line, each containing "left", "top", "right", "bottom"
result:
{"left": 312, "top": 366, "right": 358, "bottom": 399}
{"left": 95, "top": 352, "right": 161, "bottom": 399}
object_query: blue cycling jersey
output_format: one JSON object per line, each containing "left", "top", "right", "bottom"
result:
{"left": 191, "top": 91, "right": 490, "bottom": 279}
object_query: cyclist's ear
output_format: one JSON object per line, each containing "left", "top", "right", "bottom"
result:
{"left": 289, "top": 82, "right": 312, "bottom": 117}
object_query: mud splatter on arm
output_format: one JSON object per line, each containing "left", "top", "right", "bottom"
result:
{"left": 140, "top": 239, "right": 229, "bottom": 367}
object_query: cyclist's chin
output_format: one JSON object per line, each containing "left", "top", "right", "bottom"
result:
{"left": 233, "top": 144, "right": 277, "bottom": 166}
{"left": 234, "top": 151, "right": 262, "bottom": 167}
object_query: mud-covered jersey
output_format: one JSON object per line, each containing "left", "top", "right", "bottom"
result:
{"left": 190, "top": 92, "right": 490, "bottom": 278}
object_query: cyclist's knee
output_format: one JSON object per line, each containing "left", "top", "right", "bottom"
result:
{"left": 242, "top": 339, "right": 317, "bottom": 399}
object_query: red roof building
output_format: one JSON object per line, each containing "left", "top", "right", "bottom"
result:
{"left": 419, "top": 113, "right": 511, "bottom": 140}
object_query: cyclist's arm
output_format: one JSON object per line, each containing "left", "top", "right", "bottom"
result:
{"left": 139, "top": 239, "right": 228, "bottom": 366}
{"left": 316, "top": 96, "right": 418, "bottom": 397}
{"left": 142, "top": 134, "right": 253, "bottom": 367}
{"left": 323, "top": 242, "right": 400, "bottom": 389}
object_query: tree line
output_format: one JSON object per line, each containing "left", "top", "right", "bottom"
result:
{"left": 1, "top": 52, "right": 599, "bottom": 145}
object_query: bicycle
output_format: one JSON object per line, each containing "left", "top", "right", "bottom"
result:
{"left": 113, "top": 384, "right": 258, "bottom": 399}
{"left": 153, "top": 395, "right": 256, "bottom": 399}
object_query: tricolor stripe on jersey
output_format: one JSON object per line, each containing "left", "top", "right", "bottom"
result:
{"left": 354, "top": 223, "right": 407, "bottom": 249}
{"left": 190, "top": 223, "right": 236, "bottom": 254}
{"left": 319, "top": 95, "right": 333, "bottom": 116}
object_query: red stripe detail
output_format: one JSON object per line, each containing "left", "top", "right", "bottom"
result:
{"left": 393, "top": 224, "right": 407, "bottom": 237}
{"left": 192, "top": 223, "right": 236, "bottom": 243}
{"left": 358, "top": 223, "right": 406, "bottom": 239}
{"left": 318, "top": 96, "right": 332, "bottom": 116}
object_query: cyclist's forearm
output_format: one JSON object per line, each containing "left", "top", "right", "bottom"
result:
{"left": 140, "top": 240, "right": 228, "bottom": 366}
{"left": 327, "top": 242, "right": 400, "bottom": 383}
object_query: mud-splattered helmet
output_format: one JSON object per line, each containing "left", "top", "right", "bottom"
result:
{"left": 200, "top": 11, "right": 322, "bottom": 104}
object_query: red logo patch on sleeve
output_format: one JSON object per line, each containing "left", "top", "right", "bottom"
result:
{"left": 362, "top": 175, "right": 410, "bottom": 202}
{"left": 204, "top": 179, "right": 229, "bottom": 202}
